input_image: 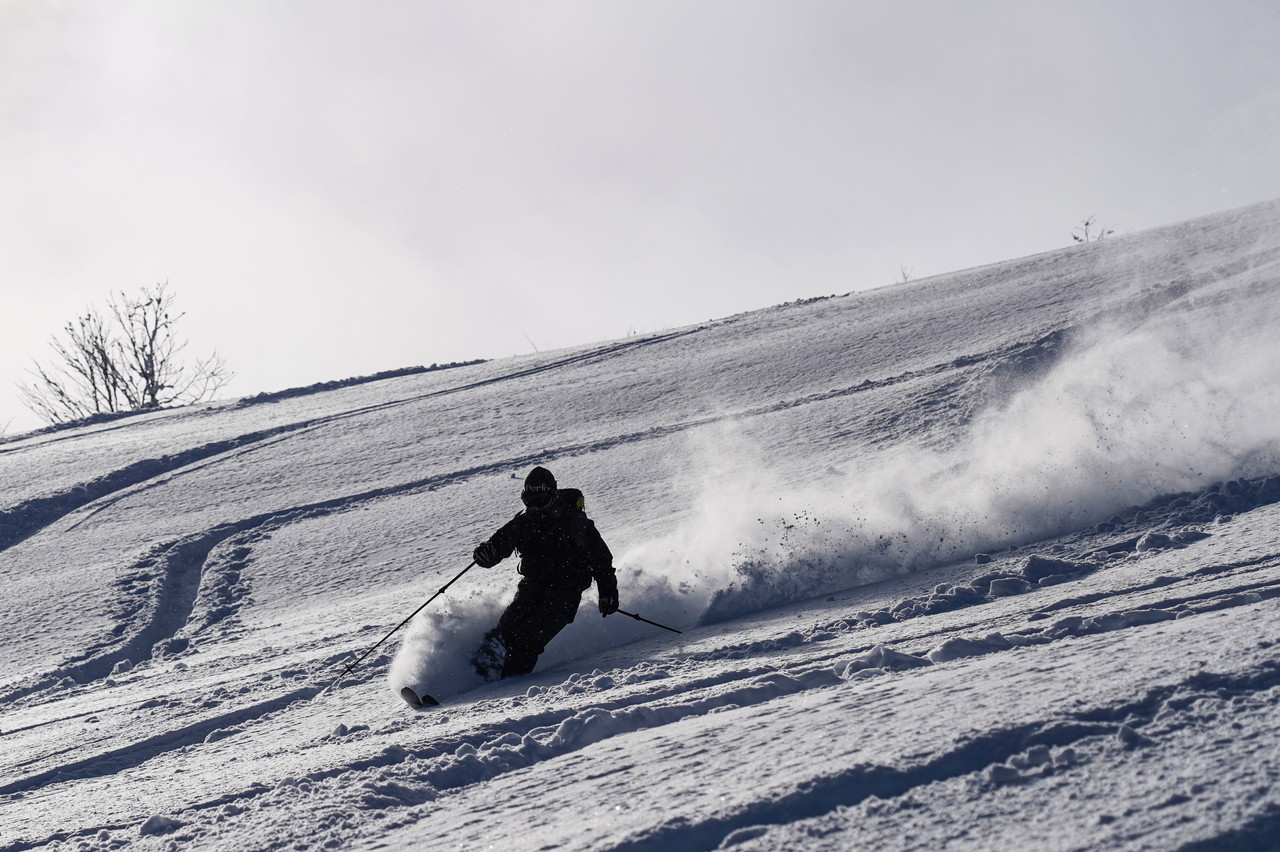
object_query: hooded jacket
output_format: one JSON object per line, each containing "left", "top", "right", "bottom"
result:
{"left": 481, "top": 489, "right": 615, "bottom": 593}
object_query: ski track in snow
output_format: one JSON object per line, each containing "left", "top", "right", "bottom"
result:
{"left": 3, "top": 200, "right": 1280, "bottom": 851}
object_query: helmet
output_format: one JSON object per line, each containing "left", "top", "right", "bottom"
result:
{"left": 521, "top": 466, "right": 557, "bottom": 509}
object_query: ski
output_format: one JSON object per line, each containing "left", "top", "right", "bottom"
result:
{"left": 400, "top": 686, "right": 440, "bottom": 708}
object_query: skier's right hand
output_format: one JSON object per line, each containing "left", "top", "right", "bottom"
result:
{"left": 473, "top": 541, "right": 501, "bottom": 568}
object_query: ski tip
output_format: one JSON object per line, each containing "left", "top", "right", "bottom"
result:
{"left": 400, "top": 686, "right": 440, "bottom": 709}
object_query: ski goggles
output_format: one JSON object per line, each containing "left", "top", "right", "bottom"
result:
{"left": 521, "top": 486, "right": 555, "bottom": 509}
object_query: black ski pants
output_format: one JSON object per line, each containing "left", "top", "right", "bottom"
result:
{"left": 495, "top": 580, "right": 581, "bottom": 677}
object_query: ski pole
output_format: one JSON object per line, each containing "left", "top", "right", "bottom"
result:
{"left": 614, "top": 608, "right": 682, "bottom": 634}
{"left": 332, "top": 561, "right": 477, "bottom": 684}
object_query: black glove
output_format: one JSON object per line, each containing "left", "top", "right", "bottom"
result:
{"left": 597, "top": 573, "right": 619, "bottom": 616}
{"left": 473, "top": 541, "right": 501, "bottom": 568}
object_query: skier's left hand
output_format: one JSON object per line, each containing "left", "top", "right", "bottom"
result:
{"left": 597, "top": 574, "right": 619, "bottom": 616}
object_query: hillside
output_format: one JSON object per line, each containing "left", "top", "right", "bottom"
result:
{"left": 2, "top": 199, "right": 1279, "bottom": 851}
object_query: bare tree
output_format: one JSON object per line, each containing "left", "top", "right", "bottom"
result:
{"left": 18, "top": 307, "right": 127, "bottom": 424}
{"left": 895, "top": 264, "right": 915, "bottom": 284}
{"left": 1072, "top": 215, "right": 1115, "bottom": 244}
{"left": 19, "top": 284, "right": 233, "bottom": 425}
{"left": 108, "top": 284, "right": 232, "bottom": 410}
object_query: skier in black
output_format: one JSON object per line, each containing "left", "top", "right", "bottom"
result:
{"left": 471, "top": 466, "right": 619, "bottom": 680}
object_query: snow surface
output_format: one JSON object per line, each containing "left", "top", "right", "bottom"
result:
{"left": 3, "top": 199, "right": 1280, "bottom": 851}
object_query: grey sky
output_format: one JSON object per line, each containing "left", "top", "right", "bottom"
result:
{"left": 3, "top": 0, "right": 1279, "bottom": 433}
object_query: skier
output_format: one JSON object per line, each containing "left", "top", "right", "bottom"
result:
{"left": 470, "top": 466, "right": 619, "bottom": 680}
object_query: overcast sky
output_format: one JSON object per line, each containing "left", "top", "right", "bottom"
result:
{"left": 3, "top": 0, "right": 1279, "bottom": 434}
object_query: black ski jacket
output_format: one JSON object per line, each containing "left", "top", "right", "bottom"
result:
{"left": 481, "top": 489, "right": 615, "bottom": 593}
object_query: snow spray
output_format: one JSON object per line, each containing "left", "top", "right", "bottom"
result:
{"left": 622, "top": 299, "right": 1280, "bottom": 624}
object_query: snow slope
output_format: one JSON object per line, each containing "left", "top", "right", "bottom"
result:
{"left": 2, "top": 198, "right": 1280, "bottom": 851}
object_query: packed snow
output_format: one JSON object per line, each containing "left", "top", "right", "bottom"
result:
{"left": 2, "top": 199, "right": 1280, "bottom": 851}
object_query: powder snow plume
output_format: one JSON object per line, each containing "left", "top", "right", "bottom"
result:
{"left": 388, "top": 586, "right": 505, "bottom": 700}
{"left": 390, "top": 287, "right": 1280, "bottom": 686}
{"left": 626, "top": 298, "right": 1280, "bottom": 624}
